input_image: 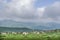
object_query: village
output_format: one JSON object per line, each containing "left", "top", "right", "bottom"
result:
{"left": 0, "top": 29, "right": 60, "bottom": 35}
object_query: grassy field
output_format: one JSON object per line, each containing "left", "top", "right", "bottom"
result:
{"left": 0, "top": 32, "right": 60, "bottom": 40}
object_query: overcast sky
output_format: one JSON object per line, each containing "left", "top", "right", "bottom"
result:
{"left": 0, "top": 0, "right": 60, "bottom": 23}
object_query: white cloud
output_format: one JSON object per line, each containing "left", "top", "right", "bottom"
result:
{"left": 0, "top": 0, "right": 37, "bottom": 20}
{"left": 35, "top": 1, "right": 60, "bottom": 23}
{"left": 37, "top": 7, "right": 45, "bottom": 18}
{"left": 0, "top": 0, "right": 60, "bottom": 23}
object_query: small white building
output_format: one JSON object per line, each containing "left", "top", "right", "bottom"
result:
{"left": 22, "top": 32, "right": 28, "bottom": 35}
{"left": 1, "top": 32, "right": 7, "bottom": 35}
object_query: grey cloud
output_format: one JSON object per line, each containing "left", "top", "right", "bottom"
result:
{"left": 43, "top": 2, "right": 60, "bottom": 19}
{"left": 0, "top": 0, "right": 38, "bottom": 20}
{"left": 0, "top": 0, "right": 60, "bottom": 22}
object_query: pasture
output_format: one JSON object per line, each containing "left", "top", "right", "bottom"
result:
{"left": 0, "top": 32, "right": 60, "bottom": 40}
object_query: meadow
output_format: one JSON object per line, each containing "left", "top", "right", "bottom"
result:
{"left": 0, "top": 32, "right": 60, "bottom": 40}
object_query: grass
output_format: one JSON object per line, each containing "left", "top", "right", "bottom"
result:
{"left": 0, "top": 32, "right": 60, "bottom": 40}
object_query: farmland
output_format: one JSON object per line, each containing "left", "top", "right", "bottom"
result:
{"left": 0, "top": 32, "right": 60, "bottom": 40}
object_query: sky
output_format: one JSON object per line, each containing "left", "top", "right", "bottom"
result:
{"left": 0, "top": 0, "right": 60, "bottom": 23}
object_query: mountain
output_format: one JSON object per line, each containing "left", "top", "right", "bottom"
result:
{"left": 0, "top": 27, "right": 32, "bottom": 32}
{"left": 0, "top": 20, "right": 60, "bottom": 32}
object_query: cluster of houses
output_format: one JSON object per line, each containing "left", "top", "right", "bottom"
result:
{"left": 0, "top": 31, "right": 45, "bottom": 35}
{"left": 0, "top": 29, "right": 60, "bottom": 35}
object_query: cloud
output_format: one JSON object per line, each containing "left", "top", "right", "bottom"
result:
{"left": 43, "top": 1, "right": 60, "bottom": 20}
{"left": 36, "top": 7, "right": 45, "bottom": 18}
{"left": 0, "top": 0, "right": 60, "bottom": 23}
{"left": 0, "top": 0, "right": 38, "bottom": 20}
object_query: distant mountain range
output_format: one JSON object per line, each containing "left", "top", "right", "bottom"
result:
{"left": 0, "top": 27, "right": 33, "bottom": 32}
{"left": 0, "top": 20, "right": 60, "bottom": 32}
